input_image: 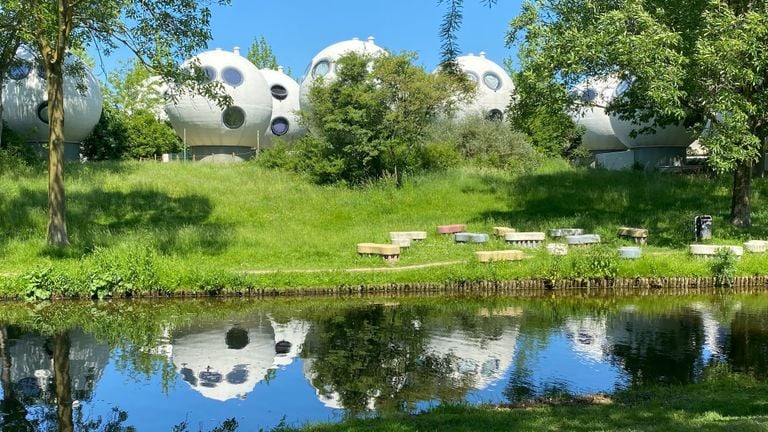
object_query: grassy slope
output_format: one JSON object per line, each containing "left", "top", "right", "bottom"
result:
{"left": 291, "top": 373, "right": 768, "bottom": 432}
{"left": 1, "top": 160, "right": 768, "bottom": 291}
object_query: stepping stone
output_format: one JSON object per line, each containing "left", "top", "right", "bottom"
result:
{"left": 547, "top": 243, "right": 568, "bottom": 256}
{"left": 689, "top": 244, "right": 744, "bottom": 257}
{"left": 549, "top": 228, "right": 584, "bottom": 238}
{"left": 619, "top": 246, "right": 642, "bottom": 259}
{"left": 493, "top": 227, "right": 516, "bottom": 236}
{"left": 454, "top": 233, "right": 489, "bottom": 243}
{"left": 437, "top": 224, "right": 467, "bottom": 235}
{"left": 357, "top": 243, "right": 401, "bottom": 263}
{"left": 618, "top": 227, "right": 649, "bottom": 245}
{"left": 505, "top": 232, "right": 545, "bottom": 248}
{"left": 476, "top": 250, "right": 524, "bottom": 263}
{"left": 565, "top": 234, "right": 601, "bottom": 246}
{"left": 390, "top": 231, "right": 428, "bottom": 241}
{"left": 744, "top": 240, "right": 768, "bottom": 253}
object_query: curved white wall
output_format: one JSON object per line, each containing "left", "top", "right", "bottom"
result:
{"left": 569, "top": 77, "right": 627, "bottom": 152}
{"left": 452, "top": 52, "right": 515, "bottom": 121}
{"left": 259, "top": 67, "right": 306, "bottom": 147}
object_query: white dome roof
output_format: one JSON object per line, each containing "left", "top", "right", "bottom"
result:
{"left": 299, "top": 36, "right": 387, "bottom": 111}
{"left": 165, "top": 48, "right": 273, "bottom": 148}
{"left": 569, "top": 77, "right": 627, "bottom": 152}
{"left": 259, "top": 67, "right": 306, "bottom": 146}
{"left": 1, "top": 46, "right": 102, "bottom": 144}
{"left": 452, "top": 52, "right": 515, "bottom": 121}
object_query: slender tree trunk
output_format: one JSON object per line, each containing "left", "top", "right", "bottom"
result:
{"left": 53, "top": 332, "right": 73, "bottom": 432}
{"left": 730, "top": 161, "right": 752, "bottom": 227}
{"left": 0, "top": 327, "right": 11, "bottom": 398}
{"left": 46, "top": 62, "right": 69, "bottom": 246}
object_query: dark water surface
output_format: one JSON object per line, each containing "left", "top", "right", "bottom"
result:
{"left": 1, "top": 294, "right": 767, "bottom": 431}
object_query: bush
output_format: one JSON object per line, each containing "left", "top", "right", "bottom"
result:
{"left": 572, "top": 245, "right": 619, "bottom": 279}
{"left": 0, "top": 121, "right": 40, "bottom": 171}
{"left": 711, "top": 247, "right": 738, "bottom": 287}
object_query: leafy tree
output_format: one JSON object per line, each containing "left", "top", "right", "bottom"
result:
{"left": 105, "top": 58, "right": 165, "bottom": 116}
{"left": 124, "top": 110, "right": 181, "bottom": 158}
{"left": 246, "top": 35, "right": 291, "bottom": 76}
{"left": 297, "top": 51, "right": 468, "bottom": 185}
{"left": 0, "top": 4, "right": 28, "bottom": 150}
{"left": 81, "top": 105, "right": 129, "bottom": 161}
{"left": 6, "top": 0, "right": 230, "bottom": 246}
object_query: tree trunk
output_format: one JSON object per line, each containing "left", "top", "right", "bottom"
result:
{"left": 46, "top": 62, "right": 70, "bottom": 246}
{"left": 0, "top": 327, "right": 11, "bottom": 398}
{"left": 53, "top": 332, "right": 74, "bottom": 432}
{"left": 730, "top": 161, "right": 752, "bottom": 227}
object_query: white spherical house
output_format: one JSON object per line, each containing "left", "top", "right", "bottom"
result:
{"left": 569, "top": 77, "right": 627, "bottom": 153}
{"left": 259, "top": 67, "right": 306, "bottom": 147}
{"left": 452, "top": 52, "right": 515, "bottom": 121}
{"left": 1, "top": 46, "right": 102, "bottom": 160}
{"left": 165, "top": 47, "right": 273, "bottom": 162}
{"left": 299, "top": 36, "right": 387, "bottom": 112}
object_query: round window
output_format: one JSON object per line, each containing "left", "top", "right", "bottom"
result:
{"left": 8, "top": 61, "right": 32, "bottom": 80}
{"left": 483, "top": 72, "right": 502, "bottom": 91}
{"left": 221, "top": 67, "right": 243, "bottom": 87}
{"left": 270, "top": 117, "right": 290, "bottom": 136}
{"left": 487, "top": 109, "right": 504, "bottom": 121}
{"left": 270, "top": 84, "right": 288, "bottom": 101}
{"left": 202, "top": 66, "right": 216, "bottom": 83}
{"left": 37, "top": 101, "right": 49, "bottom": 124}
{"left": 466, "top": 71, "right": 479, "bottom": 84}
{"left": 222, "top": 106, "right": 245, "bottom": 129}
{"left": 312, "top": 60, "right": 331, "bottom": 78}
{"left": 581, "top": 87, "right": 599, "bottom": 102}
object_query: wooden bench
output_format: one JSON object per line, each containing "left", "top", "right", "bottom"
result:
{"left": 357, "top": 243, "right": 401, "bottom": 263}
{"left": 618, "top": 227, "right": 649, "bottom": 245}
{"left": 689, "top": 244, "right": 744, "bottom": 257}
{"left": 504, "top": 232, "right": 545, "bottom": 248}
{"left": 549, "top": 228, "right": 584, "bottom": 238}
{"left": 744, "top": 240, "right": 768, "bottom": 253}
{"left": 475, "top": 250, "right": 524, "bottom": 263}
{"left": 437, "top": 224, "right": 467, "bottom": 235}
{"left": 454, "top": 233, "right": 489, "bottom": 243}
{"left": 618, "top": 246, "right": 642, "bottom": 259}
{"left": 493, "top": 227, "right": 516, "bottom": 236}
{"left": 565, "top": 234, "right": 601, "bottom": 246}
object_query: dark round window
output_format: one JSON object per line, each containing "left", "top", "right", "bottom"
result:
{"left": 270, "top": 84, "right": 288, "bottom": 100}
{"left": 221, "top": 67, "right": 243, "bottom": 87}
{"left": 222, "top": 106, "right": 245, "bottom": 129}
{"left": 270, "top": 117, "right": 290, "bottom": 136}
{"left": 37, "top": 101, "right": 49, "bottom": 124}
{"left": 487, "top": 109, "right": 504, "bottom": 121}
{"left": 483, "top": 72, "right": 502, "bottom": 90}
{"left": 8, "top": 61, "right": 32, "bottom": 80}
{"left": 581, "top": 87, "right": 599, "bottom": 102}
{"left": 203, "top": 66, "right": 216, "bottom": 83}
{"left": 312, "top": 60, "right": 331, "bottom": 78}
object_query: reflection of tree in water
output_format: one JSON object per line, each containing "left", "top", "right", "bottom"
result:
{"left": 607, "top": 310, "right": 705, "bottom": 385}
{"left": 301, "top": 305, "right": 475, "bottom": 414}
{"left": 726, "top": 311, "right": 768, "bottom": 378}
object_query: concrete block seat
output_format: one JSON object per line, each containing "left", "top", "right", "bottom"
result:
{"left": 547, "top": 243, "right": 568, "bottom": 256}
{"left": 454, "top": 233, "right": 489, "bottom": 243}
{"left": 476, "top": 250, "right": 524, "bottom": 263}
{"left": 744, "top": 240, "right": 768, "bottom": 253}
{"left": 389, "top": 231, "right": 427, "bottom": 248}
{"left": 493, "top": 227, "right": 516, "bottom": 236}
{"left": 549, "top": 228, "right": 584, "bottom": 238}
{"left": 565, "top": 234, "right": 601, "bottom": 246}
{"left": 689, "top": 244, "right": 744, "bottom": 257}
{"left": 357, "top": 243, "right": 401, "bottom": 263}
{"left": 505, "top": 232, "right": 545, "bottom": 248}
{"left": 619, "top": 246, "right": 642, "bottom": 259}
{"left": 618, "top": 227, "right": 649, "bottom": 245}
{"left": 437, "top": 224, "right": 467, "bottom": 235}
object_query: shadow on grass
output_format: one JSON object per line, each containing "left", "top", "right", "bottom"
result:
{"left": 473, "top": 168, "right": 768, "bottom": 248}
{"left": 0, "top": 185, "right": 230, "bottom": 258}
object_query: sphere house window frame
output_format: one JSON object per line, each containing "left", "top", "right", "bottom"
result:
{"left": 483, "top": 72, "right": 502, "bottom": 91}
{"left": 270, "top": 84, "right": 289, "bottom": 101}
{"left": 8, "top": 61, "right": 32, "bottom": 80}
{"left": 202, "top": 65, "right": 217, "bottom": 83}
{"left": 37, "top": 101, "right": 49, "bottom": 124}
{"left": 487, "top": 109, "right": 504, "bottom": 122}
{"left": 312, "top": 59, "right": 331, "bottom": 78}
{"left": 221, "top": 66, "right": 244, "bottom": 87}
{"left": 270, "top": 117, "right": 290, "bottom": 136}
{"left": 465, "top": 71, "right": 479, "bottom": 86}
{"left": 222, "top": 106, "right": 246, "bottom": 129}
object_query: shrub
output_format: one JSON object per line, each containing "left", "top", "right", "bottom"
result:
{"left": 0, "top": 121, "right": 40, "bottom": 171}
{"left": 572, "top": 245, "right": 619, "bottom": 279}
{"left": 711, "top": 247, "right": 738, "bottom": 287}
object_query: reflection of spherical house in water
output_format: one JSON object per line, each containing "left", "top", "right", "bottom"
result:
{"left": 1, "top": 46, "right": 102, "bottom": 161}
{"left": 299, "top": 36, "right": 387, "bottom": 112}
{"left": 165, "top": 47, "right": 273, "bottom": 163}
{"left": 301, "top": 358, "right": 378, "bottom": 411}
{"left": 425, "top": 326, "right": 519, "bottom": 390}
{"left": 259, "top": 67, "right": 306, "bottom": 148}
{"left": 171, "top": 317, "right": 310, "bottom": 402}
{"left": 564, "top": 317, "right": 609, "bottom": 363}
{"left": 7, "top": 328, "right": 111, "bottom": 403}
{"left": 452, "top": 52, "right": 515, "bottom": 121}
{"left": 569, "top": 77, "right": 627, "bottom": 153}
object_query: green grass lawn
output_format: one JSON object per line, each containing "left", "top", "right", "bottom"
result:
{"left": 1, "top": 160, "right": 768, "bottom": 296}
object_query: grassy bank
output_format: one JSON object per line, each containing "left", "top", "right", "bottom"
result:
{"left": 286, "top": 370, "right": 768, "bottom": 432}
{"left": 2, "top": 160, "right": 768, "bottom": 298}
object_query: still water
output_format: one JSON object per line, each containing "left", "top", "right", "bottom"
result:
{"left": 1, "top": 295, "right": 767, "bottom": 430}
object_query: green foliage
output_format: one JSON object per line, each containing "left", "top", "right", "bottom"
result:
{"left": 572, "top": 245, "right": 619, "bottom": 279}
{"left": 23, "top": 267, "right": 69, "bottom": 301}
{"left": 0, "top": 121, "right": 40, "bottom": 170}
{"left": 82, "top": 105, "right": 130, "bottom": 160}
{"left": 83, "top": 107, "right": 180, "bottom": 160}
{"left": 711, "top": 248, "right": 738, "bottom": 288}
{"left": 246, "top": 36, "right": 290, "bottom": 76}
{"left": 105, "top": 58, "right": 164, "bottom": 115}
{"left": 297, "top": 52, "right": 468, "bottom": 185}
{"left": 85, "top": 245, "right": 159, "bottom": 299}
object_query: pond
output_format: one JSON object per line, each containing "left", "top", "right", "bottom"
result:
{"left": 1, "top": 294, "right": 767, "bottom": 431}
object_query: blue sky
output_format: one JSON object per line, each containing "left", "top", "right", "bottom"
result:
{"left": 91, "top": 0, "right": 524, "bottom": 81}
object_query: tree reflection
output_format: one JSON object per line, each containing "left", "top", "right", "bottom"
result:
{"left": 727, "top": 311, "right": 768, "bottom": 377}
{"left": 0, "top": 326, "right": 35, "bottom": 431}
